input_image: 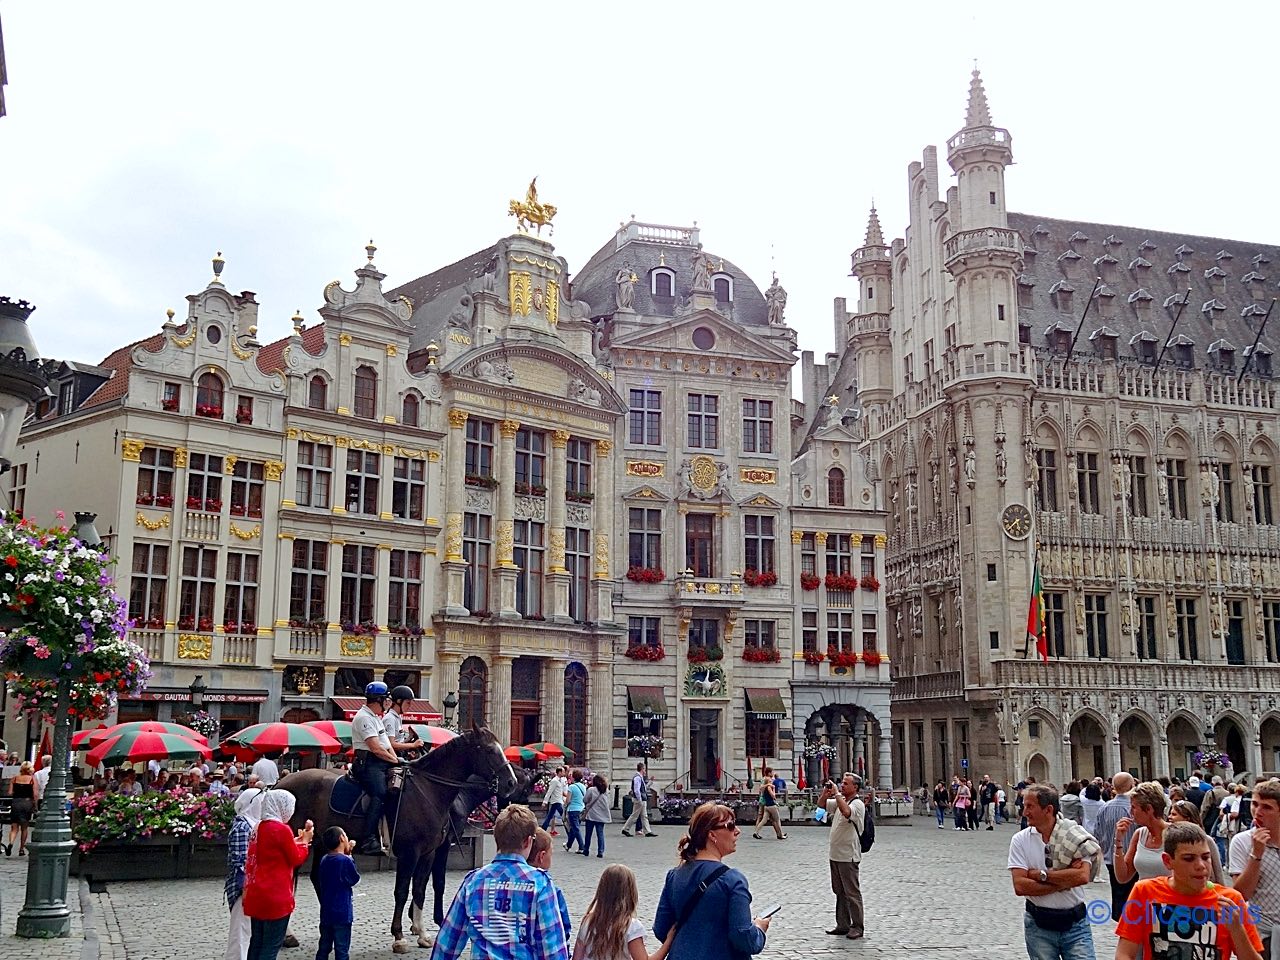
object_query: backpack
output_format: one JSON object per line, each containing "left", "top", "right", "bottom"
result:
{"left": 856, "top": 801, "right": 875, "bottom": 853}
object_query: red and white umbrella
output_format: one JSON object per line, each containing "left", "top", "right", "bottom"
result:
{"left": 221, "top": 721, "right": 342, "bottom": 759}
{"left": 86, "top": 730, "right": 212, "bottom": 768}
{"left": 80, "top": 720, "right": 208, "bottom": 750}
{"left": 408, "top": 724, "right": 459, "bottom": 749}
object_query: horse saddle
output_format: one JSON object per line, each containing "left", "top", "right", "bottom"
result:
{"left": 329, "top": 775, "right": 368, "bottom": 818}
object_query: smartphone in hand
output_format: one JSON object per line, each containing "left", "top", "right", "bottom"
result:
{"left": 760, "top": 904, "right": 782, "bottom": 919}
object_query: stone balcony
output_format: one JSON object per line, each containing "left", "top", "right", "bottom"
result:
{"left": 793, "top": 655, "right": 892, "bottom": 685}
{"left": 943, "top": 226, "right": 1023, "bottom": 270}
{"left": 991, "top": 658, "right": 1280, "bottom": 694}
{"left": 672, "top": 573, "right": 747, "bottom": 608}
{"left": 890, "top": 670, "right": 964, "bottom": 701}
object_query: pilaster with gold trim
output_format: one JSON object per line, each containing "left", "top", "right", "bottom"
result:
{"left": 494, "top": 419, "right": 521, "bottom": 620}
{"left": 325, "top": 540, "right": 346, "bottom": 658}
{"left": 279, "top": 429, "right": 300, "bottom": 510}
{"left": 271, "top": 532, "right": 297, "bottom": 659}
{"left": 374, "top": 544, "right": 392, "bottom": 652}
{"left": 590, "top": 439, "right": 614, "bottom": 624}
{"left": 442, "top": 409, "right": 470, "bottom": 615}
{"left": 489, "top": 655, "right": 514, "bottom": 743}
{"left": 547, "top": 429, "right": 571, "bottom": 621}
{"left": 540, "top": 658, "right": 567, "bottom": 746}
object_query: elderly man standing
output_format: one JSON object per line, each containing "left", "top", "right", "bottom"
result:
{"left": 817, "top": 772, "right": 866, "bottom": 941}
{"left": 1092, "top": 772, "right": 1134, "bottom": 921}
{"left": 1009, "top": 785, "right": 1099, "bottom": 960}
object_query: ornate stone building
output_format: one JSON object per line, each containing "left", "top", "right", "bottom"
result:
{"left": 818, "top": 70, "right": 1280, "bottom": 788}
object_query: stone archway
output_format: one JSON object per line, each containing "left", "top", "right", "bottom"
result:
{"left": 1027, "top": 753, "right": 1049, "bottom": 784}
{"left": 1118, "top": 714, "right": 1155, "bottom": 781}
{"left": 1167, "top": 715, "right": 1201, "bottom": 780}
{"left": 1069, "top": 713, "right": 1107, "bottom": 781}
{"left": 1260, "top": 716, "right": 1280, "bottom": 775}
{"left": 1214, "top": 715, "right": 1248, "bottom": 777}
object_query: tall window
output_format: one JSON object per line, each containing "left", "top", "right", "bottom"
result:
{"left": 308, "top": 375, "right": 327, "bottom": 410}
{"left": 826, "top": 612, "right": 854, "bottom": 653}
{"left": 566, "top": 527, "right": 591, "bottom": 623}
{"left": 289, "top": 539, "right": 328, "bottom": 624}
{"left": 745, "top": 717, "right": 777, "bottom": 759}
{"left": 628, "top": 390, "right": 662, "bottom": 446}
{"left": 401, "top": 394, "right": 419, "bottom": 427}
{"left": 563, "top": 663, "right": 588, "bottom": 760}
{"left": 1254, "top": 465, "right": 1275, "bottom": 524}
{"left": 1264, "top": 601, "right": 1280, "bottom": 663}
{"left": 862, "top": 613, "right": 878, "bottom": 652}
{"left": 1175, "top": 597, "right": 1198, "bottom": 661}
{"left": 628, "top": 508, "right": 662, "bottom": 569}
{"left": 860, "top": 536, "right": 876, "bottom": 578}
{"left": 458, "top": 656, "right": 487, "bottom": 729}
{"left": 686, "top": 394, "right": 719, "bottom": 448}
{"left": 463, "top": 513, "right": 492, "bottom": 612}
{"left": 1128, "top": 456, "right": 1150, "bottom": 517}
{"left": 345, "top": 450, "right": 380, "bottom": 515}
{"left": 802, "top": 611, "right": 818, "bottom": 653}
{"left": 685, "top": 514, "right": 714, "bottom": 577}
{"left": 828, "top": 468, "right": 846, "bottom": 506}
{"left": 223, "top": 552, "right": 259, "bottom": 632}
{"left": 187, "top": 453, "right": 223, "bottom": 510}
{"left": 1035, "top": 449, "right": 1058, "bottom": 511}
{"left": 745, "top": 620, "right": 776, "bottom": 650}
{"left": 713, "top": 275, "right": 732, "bottom": 302}
{"left": 688, "top": 618, "right": 718, "bottom": 650}
{"left": 296, "top": 441, "right": 333, "bottom": 508}
{"left": 801, "top": 533, "right": 816, "bottom": 576}
{"left": 340, "top": 544, "right": 377, "bottom": 626}
{"left": 515, "top": 428, "right": 547, "bottom": 491}
{"left": 566, "top": 439, "right": 592, "bottom": 494}
{"left": 1044, "top": 592, "right": 1067, "bottom": 657}
{"left": 392, "top": 457, "right": 425, "bottom": 520}
{"left": 230, "top": 460, "right": 264, "bottom": 519}
{"left": 824, "top": 534, "right": 853, "bottom": 576}
{"left": 179, "top": 546, "right": 218, "bottom": 630}
{"left": 1077, "top": 453, "right": 1101, "bottom": 514}
{"left": 1084, "top": 594, "right": 1108, "bottom": 659}
{"left": 628, "top": 617, "right": 661, "bottom": 649}
{"left": 129, "top": 543, "right": 169, "bottom": 627}
{"left": 1215, "top": 462, "right": 1236, "bottom": 523}
{"left": 137, "top": 448, "right": 175, "bottom": 504}
{"left": 651, "top": 270, "right": 674, "bottom": 298}
{"left": 162, "top": 381, "right": 181, "bottom": 411}
{"left": 514, "top": 520, "right": 545, "bottom": 617}
{"left": 1136, "top": 596, "right": 1158, "bottom": 660}
{"left": 388, "top": 550, "right": 422, "bottom": 630}
{"left": 196, "top": 372, "right": 224, "bottom": 415}
{"left": 742, "top": 399, "right": 773, "bottom": 454}
{"left": 465, "top": 419, "right": 494, "bottom": 478}
{"left": 1167, "top": 459, "right": 1190, "bottom": 519}
{"left": 353, "top": 365, "right": 377, "bottom": 419}
{"left": 743, "top": 515, "right": 775, "bottom": 574}
{"left": 9, "top": 462, "right": 26, "bottom": 518}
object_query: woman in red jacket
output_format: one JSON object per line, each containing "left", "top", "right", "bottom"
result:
{"left": 243, "top": 790, "right": 313, "bottom": 960}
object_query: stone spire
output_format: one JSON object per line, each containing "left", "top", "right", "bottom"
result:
{"left": 864, "top": 205, "right": 884, "bottom": 247}
{"left": 965, "top": 67, "right": 992, "bottom": 127}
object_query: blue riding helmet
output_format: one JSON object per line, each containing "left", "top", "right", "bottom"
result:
{"left": 365, "top": 680, "right": 390, "bottom": 702}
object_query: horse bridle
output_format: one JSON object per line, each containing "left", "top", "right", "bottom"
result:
{"left": 408, "top": 760, "right": 517, "bottom": 792}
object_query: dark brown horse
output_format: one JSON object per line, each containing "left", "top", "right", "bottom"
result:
{"left": 279, "top": 727, "right": 517, "bottom": 953}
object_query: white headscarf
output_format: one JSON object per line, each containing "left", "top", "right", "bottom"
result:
{"left": 234, "top": 786, "right": 265, "bottom": 827}
{"left": 258, "top": 789, "right": 296, "bottom": 827}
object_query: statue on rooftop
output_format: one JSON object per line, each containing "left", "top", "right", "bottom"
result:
{"left": 765, "top": 272, "right": 788, "bottom": 325}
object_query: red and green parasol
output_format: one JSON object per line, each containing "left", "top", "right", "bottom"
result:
{"left": 504, "top": 745, "right": 548, "bottom": 763}
{"left": 221, "top": 721, "right": 342, "bottom": 759}
{"left": 523, "top": 741, "right": 574, "bottom": 760}
{"left": 86, "top": 730, "right": 212, "bottom": 768}
{"left": 79, "top": 720, "right": 209, "bottom": 750}
{"left": 302, "top": 720, "right": 353, "bottom": 749}
{"left": 408, "top": 725, "right": 459, "bottom": 749}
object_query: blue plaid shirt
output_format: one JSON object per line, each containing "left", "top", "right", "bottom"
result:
{"left": 431, "top": 854, "right": 569, "bottom": 960}
{"left": 224, "top": 815, "right": 252, "bottom": 907}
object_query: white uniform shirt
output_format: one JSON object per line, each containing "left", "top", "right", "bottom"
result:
{"left": 1008, "top": 826, "right": 1088, "bottom": 908}
{"left": 383, "top": 709, "right": 404, "bottom": 742}
{"left": 251, "top": 756, "right": 279, "bottom": 785}
{"left": 352, "top": 705, "right": 391, "bottom": 755}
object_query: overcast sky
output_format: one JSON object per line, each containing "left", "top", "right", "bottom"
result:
{"left": 4, "top": 2, "right": 1278, "bottom": 371}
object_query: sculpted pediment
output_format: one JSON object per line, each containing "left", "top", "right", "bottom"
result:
{"left": 622, "top": 485, "right": 670, "bottom": 502}
{"left": 610, "top": 312, "right": 795, "bottom": 364}
{"left": 446, "top": 342, "right": 625, "bottom": 414}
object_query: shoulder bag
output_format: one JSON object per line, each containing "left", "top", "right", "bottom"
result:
{"left": 661, "top": 864, "right": 730, "bottom": 949}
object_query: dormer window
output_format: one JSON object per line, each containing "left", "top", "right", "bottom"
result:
{"left": 1208, "top": 340, "right": 1236, "bottom": 373}
{"left": 1044, "top": 323, "right": 1072, "bottom": 354}
{"left": 1089, "top": 327, "right": 1118, "bottom": 360}
{"left": 651, "top": 268, "right": 675, "bottom": 299}
{"left": 1017, "top": 275, "right": 1034, "bottom": 310}
{"left": 1245, "top": 345, "right": 1274, "bottom": 379}
{"left": 712, "top": 273, "right": 733, "bottom": 303}
{"left": 1169, "top": 336, "right": 1195, "bottom": 370}
{"left": 1018, "top": 322, "right": 1032, "bottom": 346}
{"left": 1130, "top": 331, "right": 1159, "bottom": 365}
{"left": 308, "top": 375, "right": 328, "bottom": 410}
{"left": 1050, "top": 280, "right": 1074, "bottom": 313}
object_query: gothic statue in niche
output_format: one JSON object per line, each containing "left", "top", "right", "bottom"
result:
{"left": 1200, "top": 466, "right": 1220, "bottom": 506}
{"left": 948, "top": 451, "right": 959, "bottom": 494}
{"left": 964, "top": 448, "right": 976, "bottom": 486}
{"left": 1025, "top": 445, "right": 1038, "bottom": 487}
{"left": 995, "top": 447, "right": 1007, "bottom": 485}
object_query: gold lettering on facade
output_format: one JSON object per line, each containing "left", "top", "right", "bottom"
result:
{"left": 177, "top": 634, "right": 213, "bottom": 660}
{"left": 740, "top": 467, "right": 777, "bottom": 484}
{"left": 448, "top": 331, "right": 472, "bottom": 345}
{"left": 121, "top": 438, "right": 145, "bottom": 462}
{"left": 626, "top": 460, "right": 664, "bottom": 478}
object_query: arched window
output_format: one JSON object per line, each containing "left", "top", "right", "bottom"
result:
{"left": 458, "top": 656, "right": 488, "bottom": 729}
{"left": 196, "top": 372, "right": 224, "bottom": 417}
{"left": 353, "top": 365, "right": 377, "bottom": 419}
{"left": 308, "top": 375, "right": 327, "bottom": 410}
{"left": 827, "top": 467, "right": 846, "bottom": 506}
{"left": 713, "top": 274, "right": 733, "bottom": 303}
{"left": 402, "top": 393, "right": 419, "bottom": 427}
{"left": 563, "top": 663, "right": 588, "bottom": 760}
{"left": 651, "top": 268, "right": 675, "bottom": 299}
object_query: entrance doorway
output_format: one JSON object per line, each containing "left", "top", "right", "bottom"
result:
{"left": 689, "top": 708, "right": 721, "bottom": 787}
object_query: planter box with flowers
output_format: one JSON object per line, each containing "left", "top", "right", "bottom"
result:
{"left": 742, "top": 646, "right": 782, "bottom": 664}
{"left": 624, "top": 644, "right": 666, "bottom": 661}
{"left": 627, "top": 734, "right": 664, "bottom": 759}
{"left": 861, "top": 650, "right": 884, "bottom": 666}
{"left": 742, "top": 568, "right": 778, "bottom": 588}
{"left": 195, "top": 404, "right": 223, "bottom": 419}
{"left": 626, "top": 566, "right": 665, "bottom": 584}
{"left": 803, "top": 649, "right": 826, "bottom": 665}
{"left": 340, "top": 620, "right": 380, "bottom": 636}
{"left": 174, "top": 709, "right": 222, "bottom": 742}
{"left": 387, "top": 622, "right": 426, "bottom": 637}
{"left": 824, "top": 573, "right": 860, "bottom": 592}
{"left": 464, "top": 474, "right": 498, "bottom": 490}
{"left": 686, "top": 646, "right": 724, "bottom": 664}
{"left": 513, "top": 482, "right": 547, "bottom": 496}
{"left": 229, "top": 503, "right": 262, "bottom": 518}
{"left": 222, "top": 621, "right": 257, "bottom": 636}
{"left": 161, "top": 397, "right": 180, "bottom": 412}
{"left": 860, "top": 575, "right": 881, "bottom": 592}
{"left": 235, "top": 407, "right": 253, "bottom": 424}
{"left": 177, "top": 615, "right": 215, "bottom": 632}
{"left": 827, "top": 648, "right": 861, "bottom": 668}
{"left": 565, "top": 490, "right": 595, "bottom": 504}
{"left": 657, "top": 796, "right": 702, "bottom": 822}
{"left": 800, "top": 572, "right": 820, "bottom": 591}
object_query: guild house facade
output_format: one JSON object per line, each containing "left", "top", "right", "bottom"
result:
{"left": 813, "top": 70, "right": 1280, "bottom": 789}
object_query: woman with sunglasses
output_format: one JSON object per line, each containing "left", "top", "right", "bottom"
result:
{"left": 653, "top": 804, "right": 769, "bottom": 960}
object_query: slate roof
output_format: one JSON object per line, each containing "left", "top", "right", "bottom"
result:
{"left": 573, "top": 231, "right": 769, "bottom": 326}
{"left": 78, "top": 332, "right": 167, "bottom": 409}
{"left": 1010, "top": 212, "right": 1279, "bottom": 365}
{"left": 385, "top": 244, "right": 500, "bottom": 353}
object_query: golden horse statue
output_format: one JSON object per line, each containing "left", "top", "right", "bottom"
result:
{"left": 508, "top": 178, "right": 557, "bottom": 235}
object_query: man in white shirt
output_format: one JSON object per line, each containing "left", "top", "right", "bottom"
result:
{"left": 540, "top": 766, "right": 567, "bottom": 836}
{"left": 1008, "top": 785, "right": 1097, "bottom": 960}
{"left": 352, "top": 681, "right": 399, "bottom": 856}
{"left": 620, "top": 762, "right": 656, "bottom": 837}
{"left": 33, "top": 755, "right": 53, "bottom": 804}
{"left": 250, "top": 753, "right": 280, "bottom": 786}
{"left": 818, "top": 772, "right": 866, "bottom": 941}
{"left": 1229, "top": 779, "right": 1280, "bottom": 959}
{"left": 383, "top": 686, "right": 425, "bottom": 758}
{"left": 207, "top": 770, "right": 231, "bottom": 798}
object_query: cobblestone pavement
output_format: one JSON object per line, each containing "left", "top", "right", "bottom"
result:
{"left": 92, "top": 820, "right": 1122, "bottom": 960}
{"left": 0, "top": 848, "right": 95, "bottom": 960}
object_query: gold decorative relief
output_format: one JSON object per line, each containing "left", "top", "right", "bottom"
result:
{"left": 495, "top": 520, "right": 515, "bottom": 566}
{"left": 625, "top": 460, "right": 664, "bottom": 478}
{"left": 546, "top": 280, "right": 559, "bottom": 325}
{"left": 230, "top": 338, "right": 253, "bottom": 361}
{"left": 875, "top": 534, "right": 887, "bottom": 547}
{"left": 264, "top": 460, "right": 285, "bottom": 481}
{"left": 740, "top": 467, "right": 777, "bottom": 484}
{"left": 597, "top": 439, "right": 613, "bottom": 458}
{"left": 815, "top": 532, "right": 829, "bottom": 546}
{"left": 336, "top": 406, "right": 350, "bottom": 416}
{"left": 499, "top": 419, "right": 521, "bottom": 440}
{"left": 791, "top": 530, "right": 805, "bottom": 544}
{"left": 340, "top": 635, "right": 374, "bottom": 658}
{"left": 549, "top": 529, "right": 566, "bottom": 570}
{"left": 287, "top": 427, "right": 300, "bottom": 440}
{"left": 447, "top": 331, "right": 471, "bottom": 345}
{"left": 689, "top": 456, "right": 717, "bottom": 491}
{"left": 177, "top": 634, "right": 213, "bottom": 660}
{"left": 593, "top": 533, "right": 610, "bottom": 577}
{"left": 447, "top": 408, "right": 469, "bottom": 429}
{"left": 339, "top": 333, "right": 353, "bottom": 346}
{"left": 509, "top": 271, "right": 533, "bottom": 317}
{"left": 427, "top": 450, "right": 441, "bottom": 462}
{"left": 551, "top": 429, "right": 570, "bottom": 448}
{"left": 229, "top": 523, "right": 261, "bottom": 541}
{"left": 170, "top": 327, "right": 197, "bottom": 349}
{"left": 174, "top": 447, "right": 188, "bottom": 468}
{"left": 386, "top": 344, "right": 398, "bottom": 357}
{"left": 224, "top": 455, "right": 239, "bottom": 474}
{"left": 745, "top": 495, "right": 773, "bottom": 506}
{"left": 136, "top": 512, "right": 171, "bottom": 532}
{"left": 121, "top": 439, "right": 145, "bottom": 462}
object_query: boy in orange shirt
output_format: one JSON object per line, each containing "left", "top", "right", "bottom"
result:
{"left": 1116, "top": 822, "right": 1263, "bottom": 960}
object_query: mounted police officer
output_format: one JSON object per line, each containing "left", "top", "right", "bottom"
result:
{"left": 352, "top": 681, "right": 400, "bottom": 856}
{"left": 383, "top": 686, "right": 426, "bottom": 758}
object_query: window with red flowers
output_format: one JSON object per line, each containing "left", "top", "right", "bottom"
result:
{"left": 179, "top": 545, "right": 218, "bottom": 630}
{"left": 223, "top": 552, "right": 259, "bottom": 634}
{"left": 129, "top": 543, "right": 169, "bottom": 628}
{"left": 195, "top": 372, "right": 224, "bottom": 417}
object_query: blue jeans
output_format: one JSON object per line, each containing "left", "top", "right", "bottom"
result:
{"left": 583, "top": 820, "right": 605, "bottom": 855}
{"left": 358, "top": 755, "right": 391, "bottom": 842}
{"left": 316, "top": 923, "right": 351, "bottom": 960}
{"left": 564, "top": 810, "right": 584, "bottom": 850}
{"left": 1022, "top": 913, "right": 1096, "bottom": 960}
{"left": 247, "top": 916, "right": 290, "bottom": 960}
{"left": 935, "top": 806, "right": 946, "bottom": 826}
{"left": 541, "top": 802, "right": 564, "bottom": 830}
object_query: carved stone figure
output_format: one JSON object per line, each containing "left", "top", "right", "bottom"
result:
{"left": 1200, "top": 467, "right": 1220, "bottom": 506}
{"left": 1112, "top": 460, "right": 1129, "bottom": 498}
{"left": 1244, "top": 469, "right": 1256, "bottom": 513}
{"left": 1083, "top": 550, "right": 1095, "bottom": 578}
{"left": 1075, "top": 594, "right": 1085, "bottom": 634}
{"left": 907, "top": 478, "right": 918, "bottom": 510}
{"left": 1156, "top": 461, "right": 1169, "bottom": 503}
{"left": 1208, "top": 554, "right": 1219, "bottom": 582}
{"left": 448, "top": 293, "right": 475, "bottom": 329}
{"left": 894, "top": 609, "right": 903, "bottom": 640}
{"left": 764, "top": 272, "right": 787, "bottom": 325}
{"left": 1166, "top": 596, "right": 1178, "bottom": 638}
{"left": 690, "top": 244, "right": 713, "bottom": 291}
{"left": 1071, "top": 549, "right": 1083, "bottom": 579}
{"left": 912, "top": 603, "right": 923, "bottom": 635}
{"left": 615, "top": 265, "right": 637, "bottom": 310}
{"left": 1164, "top": 554, "right": 1175, "bottom": 582}
{"left": 964, "top": 448, "right": 977, "bottom": 485}
{"left": 1174, "top": 552, "right": 1185, "bottom": 581}
{"left": 996, "top": 447, "right": 1008, "bottom": 485}
{"left": 1120, "top": 597, "right": 1133, "bottom": 635}
{"left": 948, "top": 452, "right": 959, "bottom": 494}
{"left": 1025, "top": 446, "right": 1038, "bottom": 488}
{"left": 1102, "top": 551, "right": 1113, "bottom": 579}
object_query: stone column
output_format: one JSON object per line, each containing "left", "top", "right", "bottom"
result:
{"left": 495, "top": 419, "right": 521, "bottom": 619}
{"left": 374, "top": 544, "right": 392, "bottom": 661}
{"left": 590, "top": 440, "right": 615, "bottom": 623}
{"left": 272, "top": 533, "right": 296, "bottom": 658}
{"left": 876, "top": 713, "right": 892, "bottom": 790}
{"left": 489, "top": 655, "right": 513, "bottom": 742}
{"left": 541, "top": 658, "right": 566, "bottom": 745}
{"left": 434, "top": 652, "right": 461, "bottom": 718}
{"left": 589, "top": 660, "right": 614, "bottom": 778}
{"left": 442, "top": 409, "right": 470, "bottom": 615}
{"left": 547, "top": 429, "right": 571, "bottom": 622}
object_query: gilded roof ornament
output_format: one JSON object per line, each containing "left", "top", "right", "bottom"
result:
{"left": 508, "top": 178, "right": 557, "bottom": 236}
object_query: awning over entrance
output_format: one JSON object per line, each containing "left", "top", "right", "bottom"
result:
{"left": 627, "top": 686, "right": 668, "bottom": 720}
{"left": 744, "top": 688, "right": 787, "bottom": 720}
{"left": 331, "top": 697, "right": 441, "bottom": 723}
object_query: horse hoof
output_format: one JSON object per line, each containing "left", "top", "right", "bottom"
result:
{"left": 392, "top": 940, "right": 411, "bottom": 955}
{"left": 418, "top": 937, "right": 433, "bottom": 949}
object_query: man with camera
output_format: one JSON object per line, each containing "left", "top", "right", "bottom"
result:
{"left": 818, "top": 772, "right": 866, "bottom": 941}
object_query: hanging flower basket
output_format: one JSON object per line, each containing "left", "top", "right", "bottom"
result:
{"left": 1194, "top": 748, "right": 1232, "bottom": 768}
{"left": 800, "top": 573, "right": 820, "bottom": 591}
{"left": 825, "top": 573, "right": 860, "bottom": 592}
{"left": 626, "top": 566, "right": 665, "bottom": 584}
{"left": 802, "top": 738, "right": 836, "bottom": 761}
{"left": 624, "top": 644, "right": 666, "bottom": 661}
{"left": 627, "top": 735, "right": 664, "bottom": 758}
{"left": 743, "top": 568, "right": 778, "bottom": 588}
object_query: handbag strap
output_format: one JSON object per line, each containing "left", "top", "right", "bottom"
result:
{"left": 662, "top": 864, "right": 730, "bottom": 947}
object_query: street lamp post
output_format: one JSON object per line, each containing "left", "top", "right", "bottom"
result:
{"left": 443, "top": 691, "right": 458, "bottom": 729}
{"left": 189, "top": 674, "right": 208, "bottom": 711}
{"left": 17, "top": 513, "right": 97, "bottom": 939}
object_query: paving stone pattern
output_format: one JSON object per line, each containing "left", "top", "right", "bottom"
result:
{"left": 0, "top": 852, "right": 98, "bottom": 960}
{"left": 88, "top": 821, "right": 1121, "bottom": 960}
